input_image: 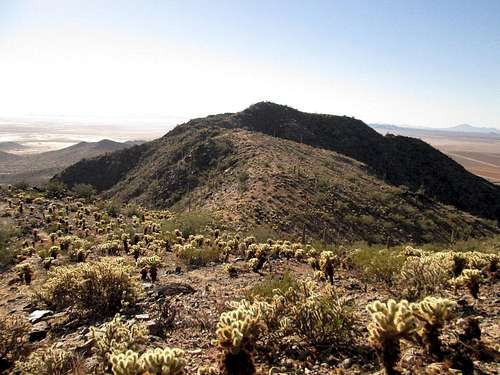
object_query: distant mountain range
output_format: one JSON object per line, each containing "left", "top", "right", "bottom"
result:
{"left": 445, "top": 124, "right": 500, "bottom": 134}
{"left": 55, "top": 102, "right": 500, "bottom": 243}
{"left": 371, "top": 123, "right": 500, "bottom": 136}
{"left": 0, "top": 139, "right": 142, "bottom": 184}
{"left": 0, "top": 141, "right": 27, "bottom": 153}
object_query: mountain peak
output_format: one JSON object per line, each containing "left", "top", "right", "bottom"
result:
{"left": 243, "top": 101, "right": 297, "bottom": 112}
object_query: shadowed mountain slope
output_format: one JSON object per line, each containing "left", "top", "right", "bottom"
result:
{"left": 226, "top": 102, "right": 500, "bottom": 221}
{"left": 0, "top": 139, "right": 136, "bottom": 184}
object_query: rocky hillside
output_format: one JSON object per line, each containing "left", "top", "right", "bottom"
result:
{"left": 55, "top": 103, "right": 500, "bottom": 243}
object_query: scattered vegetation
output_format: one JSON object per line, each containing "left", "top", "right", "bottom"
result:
{"left": 0, "top": 186, "right": 497, "bottom": 374}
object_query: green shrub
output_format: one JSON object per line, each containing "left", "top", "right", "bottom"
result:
{"left": 0, "top": 220, "right": 17, "bottom": 265}
{"left": 44, "top": 180, "right": 67, "bottom": 198}
{"left": 124, "top": 203, "right": 143, "bottom": 218}
{"left": 237, "top": 171, "right": 249, "bottom": 191}
{"left": 276, "top": 280, "right": 356, "bottom": 349}
{"left": 245, "top": 225, "right": 278, "bottom": 243}
{"left": 72, "top": 183, "right": 96, "bottom": 200}
{"left": 36, "top": 258, "right": 143, "bottom": 317}
{"left": 162, "top": 211, "right": 215, "bottom": 237}
{"left": 104, "top": 200, "right": 122, "bottom": 218}
{"left": 351, "top": 246, "right": 405, "bottom": 285}
{"left": 175, "top": 244, "right": 222, "bottom": 268}
{"left": 13, "top": 181, "right": 29, "bottom": 190}
{"left": 246, "top": 270, "right": 297, "bottom": 300}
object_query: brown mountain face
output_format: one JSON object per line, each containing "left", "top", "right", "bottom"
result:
{"left": 55, "top": 103, "right": 500, "bottom": 243}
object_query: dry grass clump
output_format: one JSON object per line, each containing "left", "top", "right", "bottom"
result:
{"left": 36, "top": 258, "right": 143, "bottom": 316}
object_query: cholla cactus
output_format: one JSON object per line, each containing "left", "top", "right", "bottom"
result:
{"left": 49, "top": 245, "right": 60, "bottom": 258}
{"left": 410, "top": 297, "right": 455, "bottom": 358}
{"left": 397, "top": 254, "right": 451, "bottom": 301}
{"left": 137, "top": 255, "right": 161, "bottom": 282}
{"left": 197, "top": 366, "right": 218, "bottom": 375}
{"left": 91, "top": 314, "right": 148, "bottom": 370}
{"left": 16, "top": 263, "right": 33, "bottom": 285}
{"left": 403, "top": 246, "right": 428, "bottom": 257}
{"left": 214, "top": 300, "right": 265, "bottom": 375}
{"left": 307, "top": 257, "right": 320, "bottom": 271}
{"left": 131, "top": 244, "right": 143, "bottom": 261}
{"left": 367, "top": 299, "right": 416, "bottom": 374}
{"left": 248, "top": 257, "right": 265, "bottom": 273}
{"left": 122, "top": 233, "right": 130, "bottom": 253}
{"left": 245, "top": 244, "right": 258, "bottom": 260}
{"left": 319, "top": 251, "right": 336, "bottom": 284}
{"left": 451, "top": 269, "right": 485, "bottom": 299}
{"left": 13, "top": 344, "right": 74, "bottom": 374}
{"left": 313, "top": 270, "right": 326, "bottom": 281}
{"left": 423, "top": 363, "right": 462, "bottom": 374}
{"left": 452, "top": 253, "right": 467, "bottom": 277}
{"left": 294, "top": 248, "right": 305, "bottom": 260}
{"left": 223, "top": 264, "right": 238, "bottom": 278}
{"left": 141, "top": 347, "right": 185, "bottom": 374}
{"left": 109, "top": 347, "right": 185, "bottom": 375}
{"left": 243, "top": 236, "right": 256, "bottom": 247}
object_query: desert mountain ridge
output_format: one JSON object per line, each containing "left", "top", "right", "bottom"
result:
{"left": 55, "top": 102, "right": 500, "bottom": 244}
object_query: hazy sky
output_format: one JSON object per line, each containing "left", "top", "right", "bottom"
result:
{"left": 0, "top": 0, "right": 499, "bottom": 128}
